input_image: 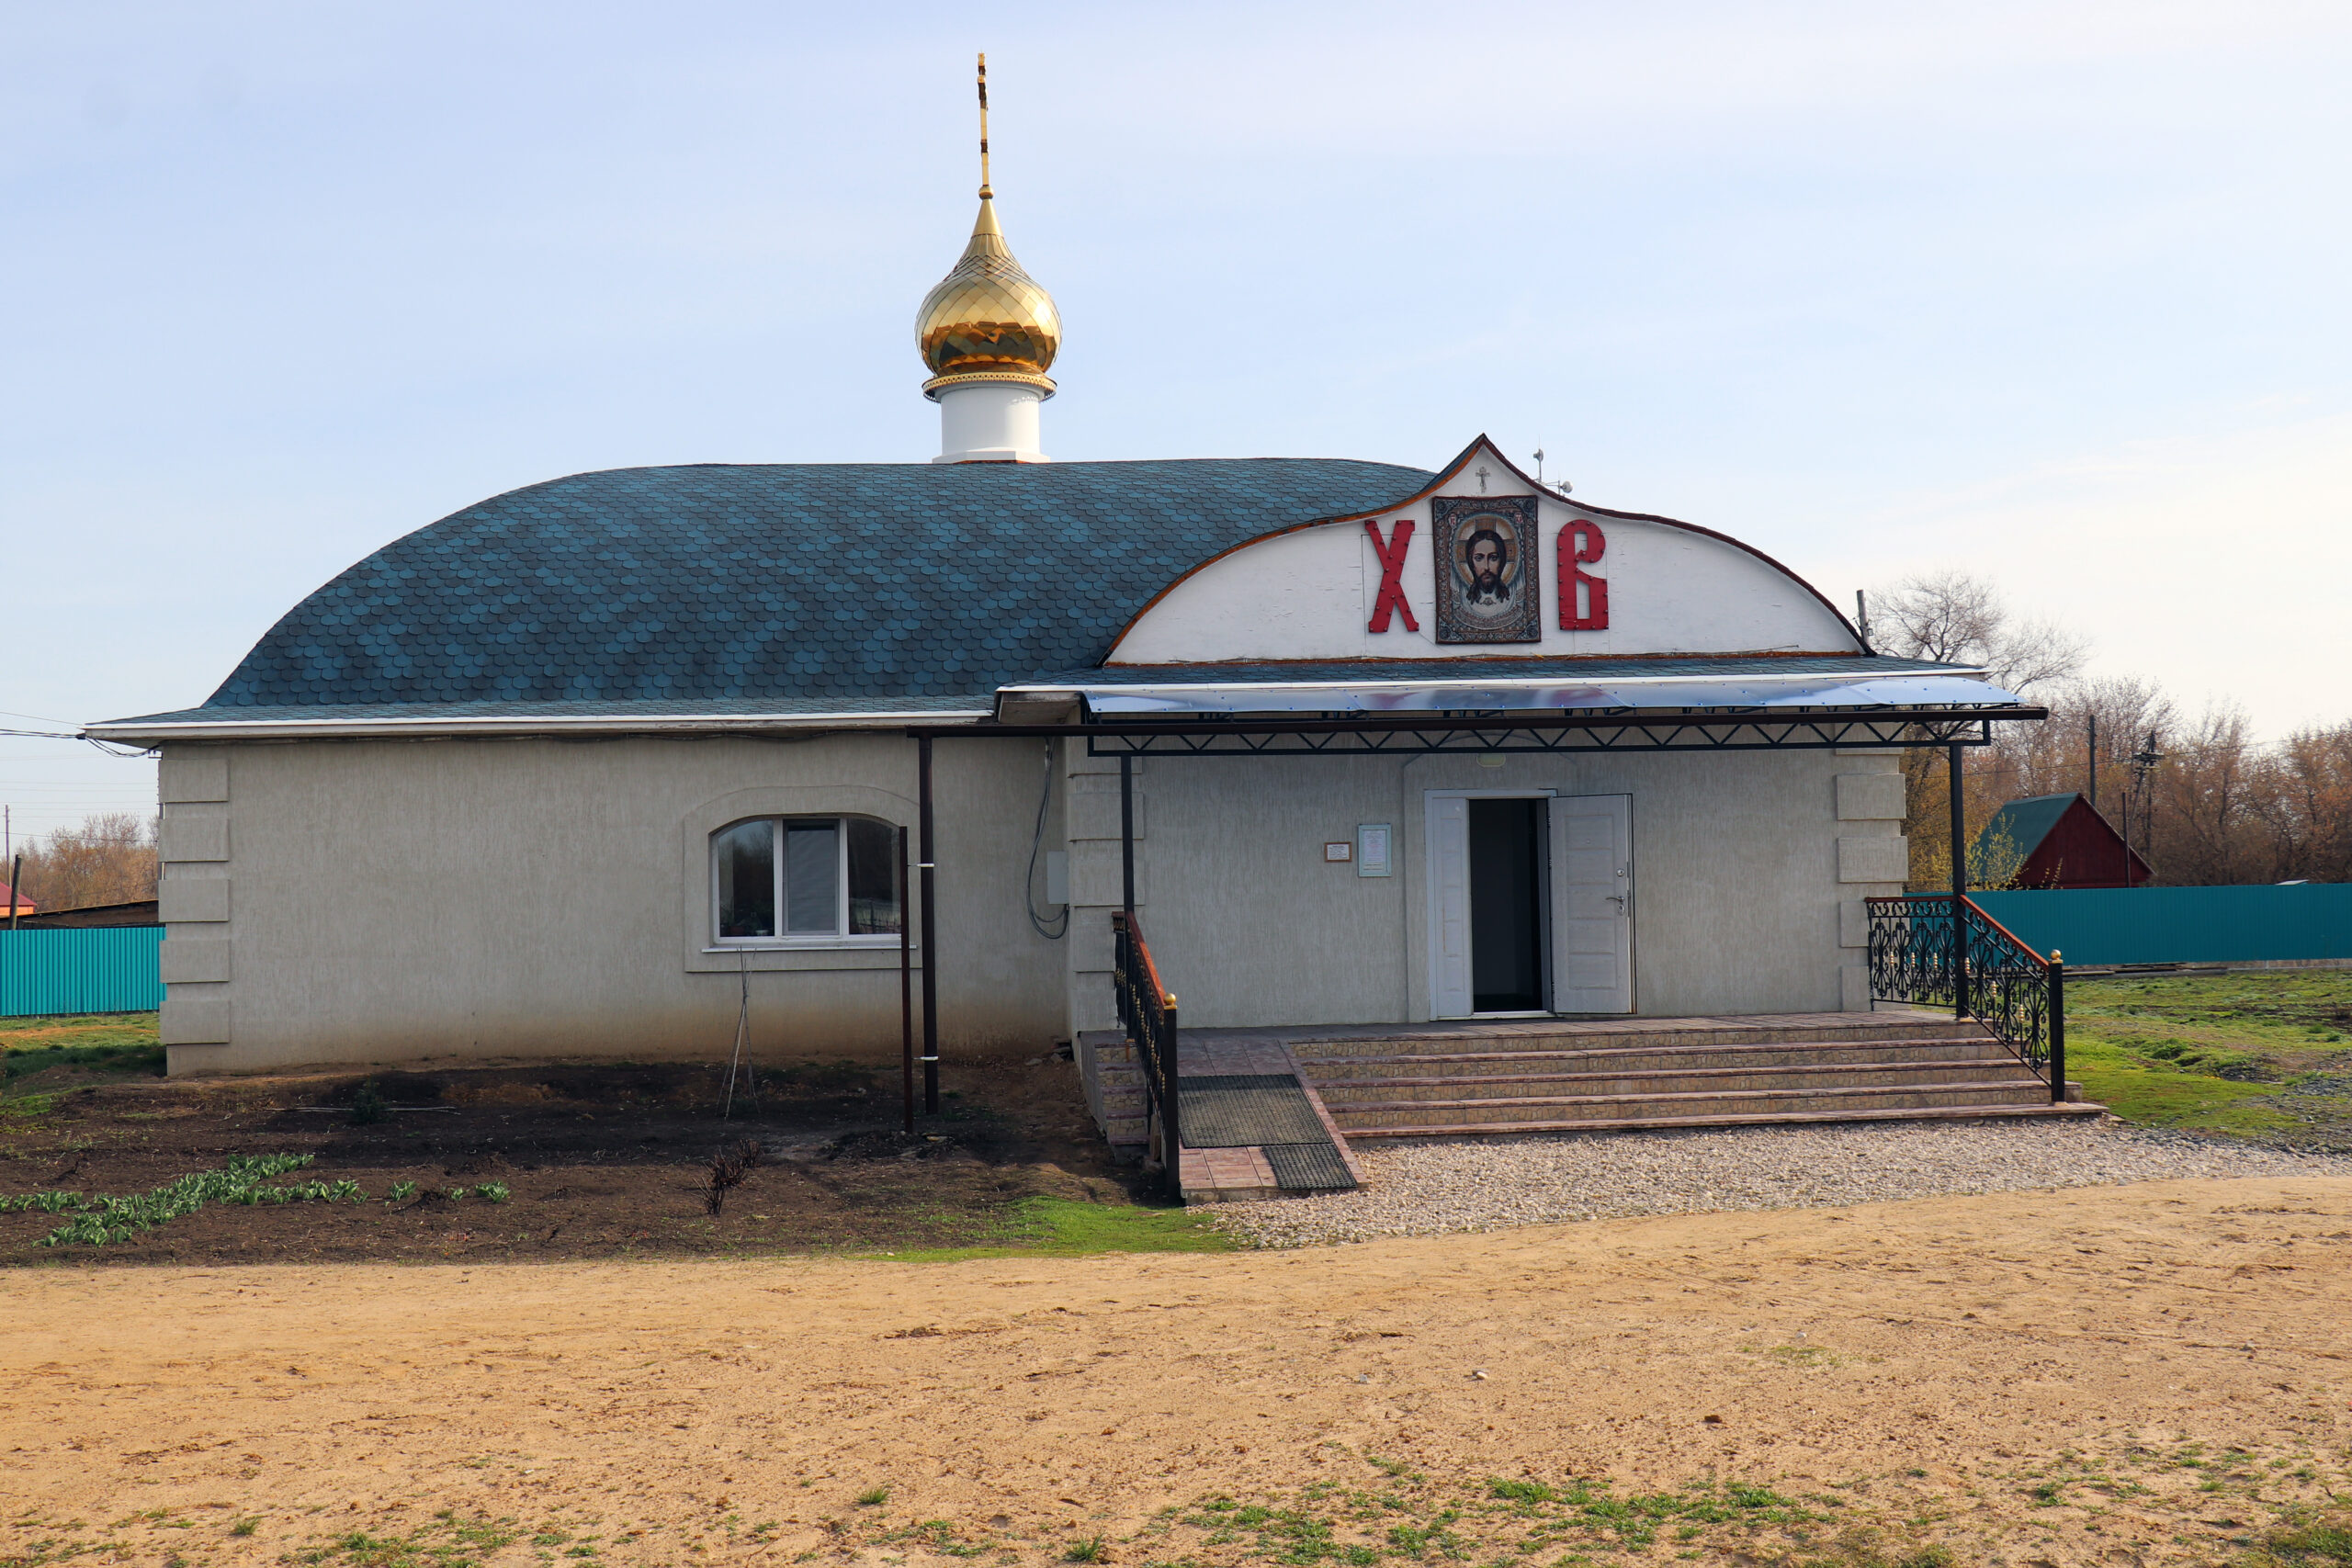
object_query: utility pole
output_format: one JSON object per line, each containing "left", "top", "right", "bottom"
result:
{"left": 2086, "top": 714, "right": 2097, "bottom": 811}
{"left": 2128, "top": 734, "right": 2165, "bottom": 886}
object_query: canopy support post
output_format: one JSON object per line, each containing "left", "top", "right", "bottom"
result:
{"left": 1949, "top": 740, "right": 1969, "bottom": 1021}
{"left": 1119, "top": 753, "right": 1136, "bottom": 916}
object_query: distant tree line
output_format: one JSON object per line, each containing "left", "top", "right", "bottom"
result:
{"left": 6, "top": 812, "right": 159, "bottom": 914}
{"left": 1875, "top": 570, "right": 2352, "bottom": 889}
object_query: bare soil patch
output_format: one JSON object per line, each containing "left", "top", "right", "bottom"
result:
{"left": 2, "top": 1179, "right": 2348, "bottom": 1568}
{"left": 0, "top": 1054, "right": 1149, "bottom": 1264}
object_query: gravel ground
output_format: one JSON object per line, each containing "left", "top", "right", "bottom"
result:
{"left": 1212, "top": 1117, "right": 2352, "bottom": 1247}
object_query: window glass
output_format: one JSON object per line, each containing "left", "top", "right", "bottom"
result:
{"left": 784, "top": 821, "right": 841, "bottom": 934}
{"left": 845, "top": 817, "right": 900, "bottom": 934}
{"left": 715, "top": 820, "right": 775, "bottom": 939}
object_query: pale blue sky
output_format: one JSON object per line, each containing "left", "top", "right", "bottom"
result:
{"left": 5, "top": 2, "right": 2348, "bottom": 839}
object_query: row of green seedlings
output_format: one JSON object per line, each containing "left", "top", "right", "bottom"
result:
{"left": 0, "top": 1154, "right": 511, "bottom": 1246}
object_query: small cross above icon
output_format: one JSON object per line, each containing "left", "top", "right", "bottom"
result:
{"left": 1475, "top": 465, "right": 1491, "bottom": 493}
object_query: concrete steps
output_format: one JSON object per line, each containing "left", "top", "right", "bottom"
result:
{"left": 1341, "top": 1102, "right": 2107, "bottom": 1139}
{"left": 1289, "top": 1015, "right": 2095, "bottom": 1139}
{"left": 1078, "top": 1011, "right": 2099, "bottom": 1158}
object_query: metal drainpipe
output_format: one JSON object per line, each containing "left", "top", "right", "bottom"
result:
{"left": 918, "top": 736, "right": 939, "bottom": 1115}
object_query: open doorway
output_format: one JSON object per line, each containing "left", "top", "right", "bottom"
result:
{"left": 1468, "top": 797, "right": 1548, "bottom": 1011}
{"left": 1429, "top": 790, "right": 1634, "bottom": 1019}
{"left": 1427, "top": 791, "right": 1553, "bottom": 1018}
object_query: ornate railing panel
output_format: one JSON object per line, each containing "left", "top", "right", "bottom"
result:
{"left": 1110, "top": 910, "right": 1182, "bottom": 1199}
{"left": 1866, "top": 894, "right": 2066, "bottom": 1100}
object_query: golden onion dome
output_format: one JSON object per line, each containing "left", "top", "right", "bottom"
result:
{"left": 916, "top": 194, "right": 1060, "bottom": 400}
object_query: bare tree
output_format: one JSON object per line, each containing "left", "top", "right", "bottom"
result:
{"left": 2267, "top": 720, "right": 2352, "bottom": 883}
{"left": 1870, "top": 573, "right": 2352, "bottom": 886}
{"left": 1878, "top": 570, "right": 2093, "bottom": 887}
{"left": 13, "top": 813, "right": 160, "bottom": 911}
{"left": 1871, "top": 568, "right": 2089, "bottom": 696}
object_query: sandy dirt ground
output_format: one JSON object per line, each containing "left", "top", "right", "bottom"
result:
{"left": 5, "top": 1178, "right": 2351, "bottom": 1568}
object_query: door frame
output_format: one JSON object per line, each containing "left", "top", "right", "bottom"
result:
{"left": 1423, "top": 788, "right": 1557, "bottom": 1021}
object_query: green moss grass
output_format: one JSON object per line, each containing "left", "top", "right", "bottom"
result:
{"left": 2063, "top": 973, "right": 2351, "bottom": 1136}
{"left": 866, "top": 1196, "right": 1237, "bottom": 1261}
{"left": 2061, "top": 1035, "right": 2296, "bottom": 1134}
{"left": 1, "top": 1012, "right": 164, "bottom": 1099}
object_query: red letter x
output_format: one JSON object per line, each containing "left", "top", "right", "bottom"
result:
{"left": 1364, "top": 519, "right": 1419, "bottom": 633}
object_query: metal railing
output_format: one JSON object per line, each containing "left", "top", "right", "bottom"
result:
{"left": 1110, "top": 909, "right": 1182, "bottom": 1199}
{"left": 1866, "top": 894, "right": 2067, "bottom": 1102}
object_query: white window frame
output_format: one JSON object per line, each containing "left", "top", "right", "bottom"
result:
{"left": 709, "top": 815, "right": 902, "bottom": 951}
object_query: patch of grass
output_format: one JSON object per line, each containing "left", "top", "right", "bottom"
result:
{"left": 2061, "top": 1034, "right": 2297, "bottom": 1133}
{"left": 1063, "top": 1537, "right": 1106, "bottom": 1563}
{"left": 3, "top": 1047, "right": 161, "bottom": 1092}
{"left": 866, "top": 1196, "right": 1237, "bottom": 1261}
{"left": 2058, "top": 972, "right": 2352, "bottom": 1135}
{"left": 1, "top": 1015, "right": 164, "bottom": 1104}
{"left": 294, "top": 1510, "right": 516, "bottom": 1566}
{"left": 854, "top": 1487, "right": 889, "bottom": 1506}
{"left": 2246, "top": 1517, "right": 2352, "bottom": 1566}
{"left": 1145, "top": 1466, "right": 1844, "bottom": 1566}
{"left": 0, "top": 1010, "right": 161, "bottom": 1057}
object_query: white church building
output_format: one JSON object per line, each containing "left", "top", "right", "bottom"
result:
{"left": 93, "top": 93, "right": 2089, "bottom": 1189}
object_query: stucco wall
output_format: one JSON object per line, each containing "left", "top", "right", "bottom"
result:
{"left": 156, "top": 734, "right": 1070, "bottom": 1074}
{"left": 1075, "top": 745, "right": 1908, "bottom": 1030}
{"left": 155, "top": 733, "right": 1908, "bottom": 1075}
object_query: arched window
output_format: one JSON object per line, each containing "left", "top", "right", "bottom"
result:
{"left": 712, "top": 816, "right": 900, "bottom": 942}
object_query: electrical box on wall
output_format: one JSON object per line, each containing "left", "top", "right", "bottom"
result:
{"left": 1044, "top": 851, "right": 1068, "bottom": 906}
{"left": 1357, "top": 823, "right": 1393, "bottom": 876}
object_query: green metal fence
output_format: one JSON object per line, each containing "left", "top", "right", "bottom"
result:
{"left": 1971, "top": 885, "right": 2352, "bottom": 968}
{"left": 0, "top": 927, "right": 166, "bottom": 1017}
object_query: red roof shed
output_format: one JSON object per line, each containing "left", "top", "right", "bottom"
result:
{"left": 1976, "top": 792, "right": 2152, "bottom": 890}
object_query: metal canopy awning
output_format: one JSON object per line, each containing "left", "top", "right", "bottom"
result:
{"left": 1029, "top": 669, "right": 2020, "bottom": 717}
{"left": 974, "top": 661, "right": 2041, "bottom": 756}
{"left": 899, "top": 658, "right": 2043, "bottom": 1129}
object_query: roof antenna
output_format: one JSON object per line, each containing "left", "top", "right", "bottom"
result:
{"left": 1532, "top": 446, "right": 1572, "bottom": 496}
{"left": 977, "top": 51, "right": 992, "bottom": 200}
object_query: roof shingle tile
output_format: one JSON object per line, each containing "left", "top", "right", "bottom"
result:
{"left": 206, "top": 458, "right": 1431, "bottom": 709}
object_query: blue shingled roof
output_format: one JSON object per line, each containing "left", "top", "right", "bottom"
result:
{"left": 204, "top": 459, "right": 1434, "bottom": 709}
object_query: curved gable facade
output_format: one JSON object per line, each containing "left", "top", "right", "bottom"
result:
{"left": 1111, "top": 438, "right": 1860, "bottom": 664}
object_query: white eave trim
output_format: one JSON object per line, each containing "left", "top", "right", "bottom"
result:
{"left": 82, "top": 708, "right": 995, "bottom": 744}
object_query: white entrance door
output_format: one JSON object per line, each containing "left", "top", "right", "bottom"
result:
{"left": 1426, "top": 795, "right": 1475, "bottom": 1018}
{"left": 1550, "top": 794, "right": 1634, "bottom": 1013}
